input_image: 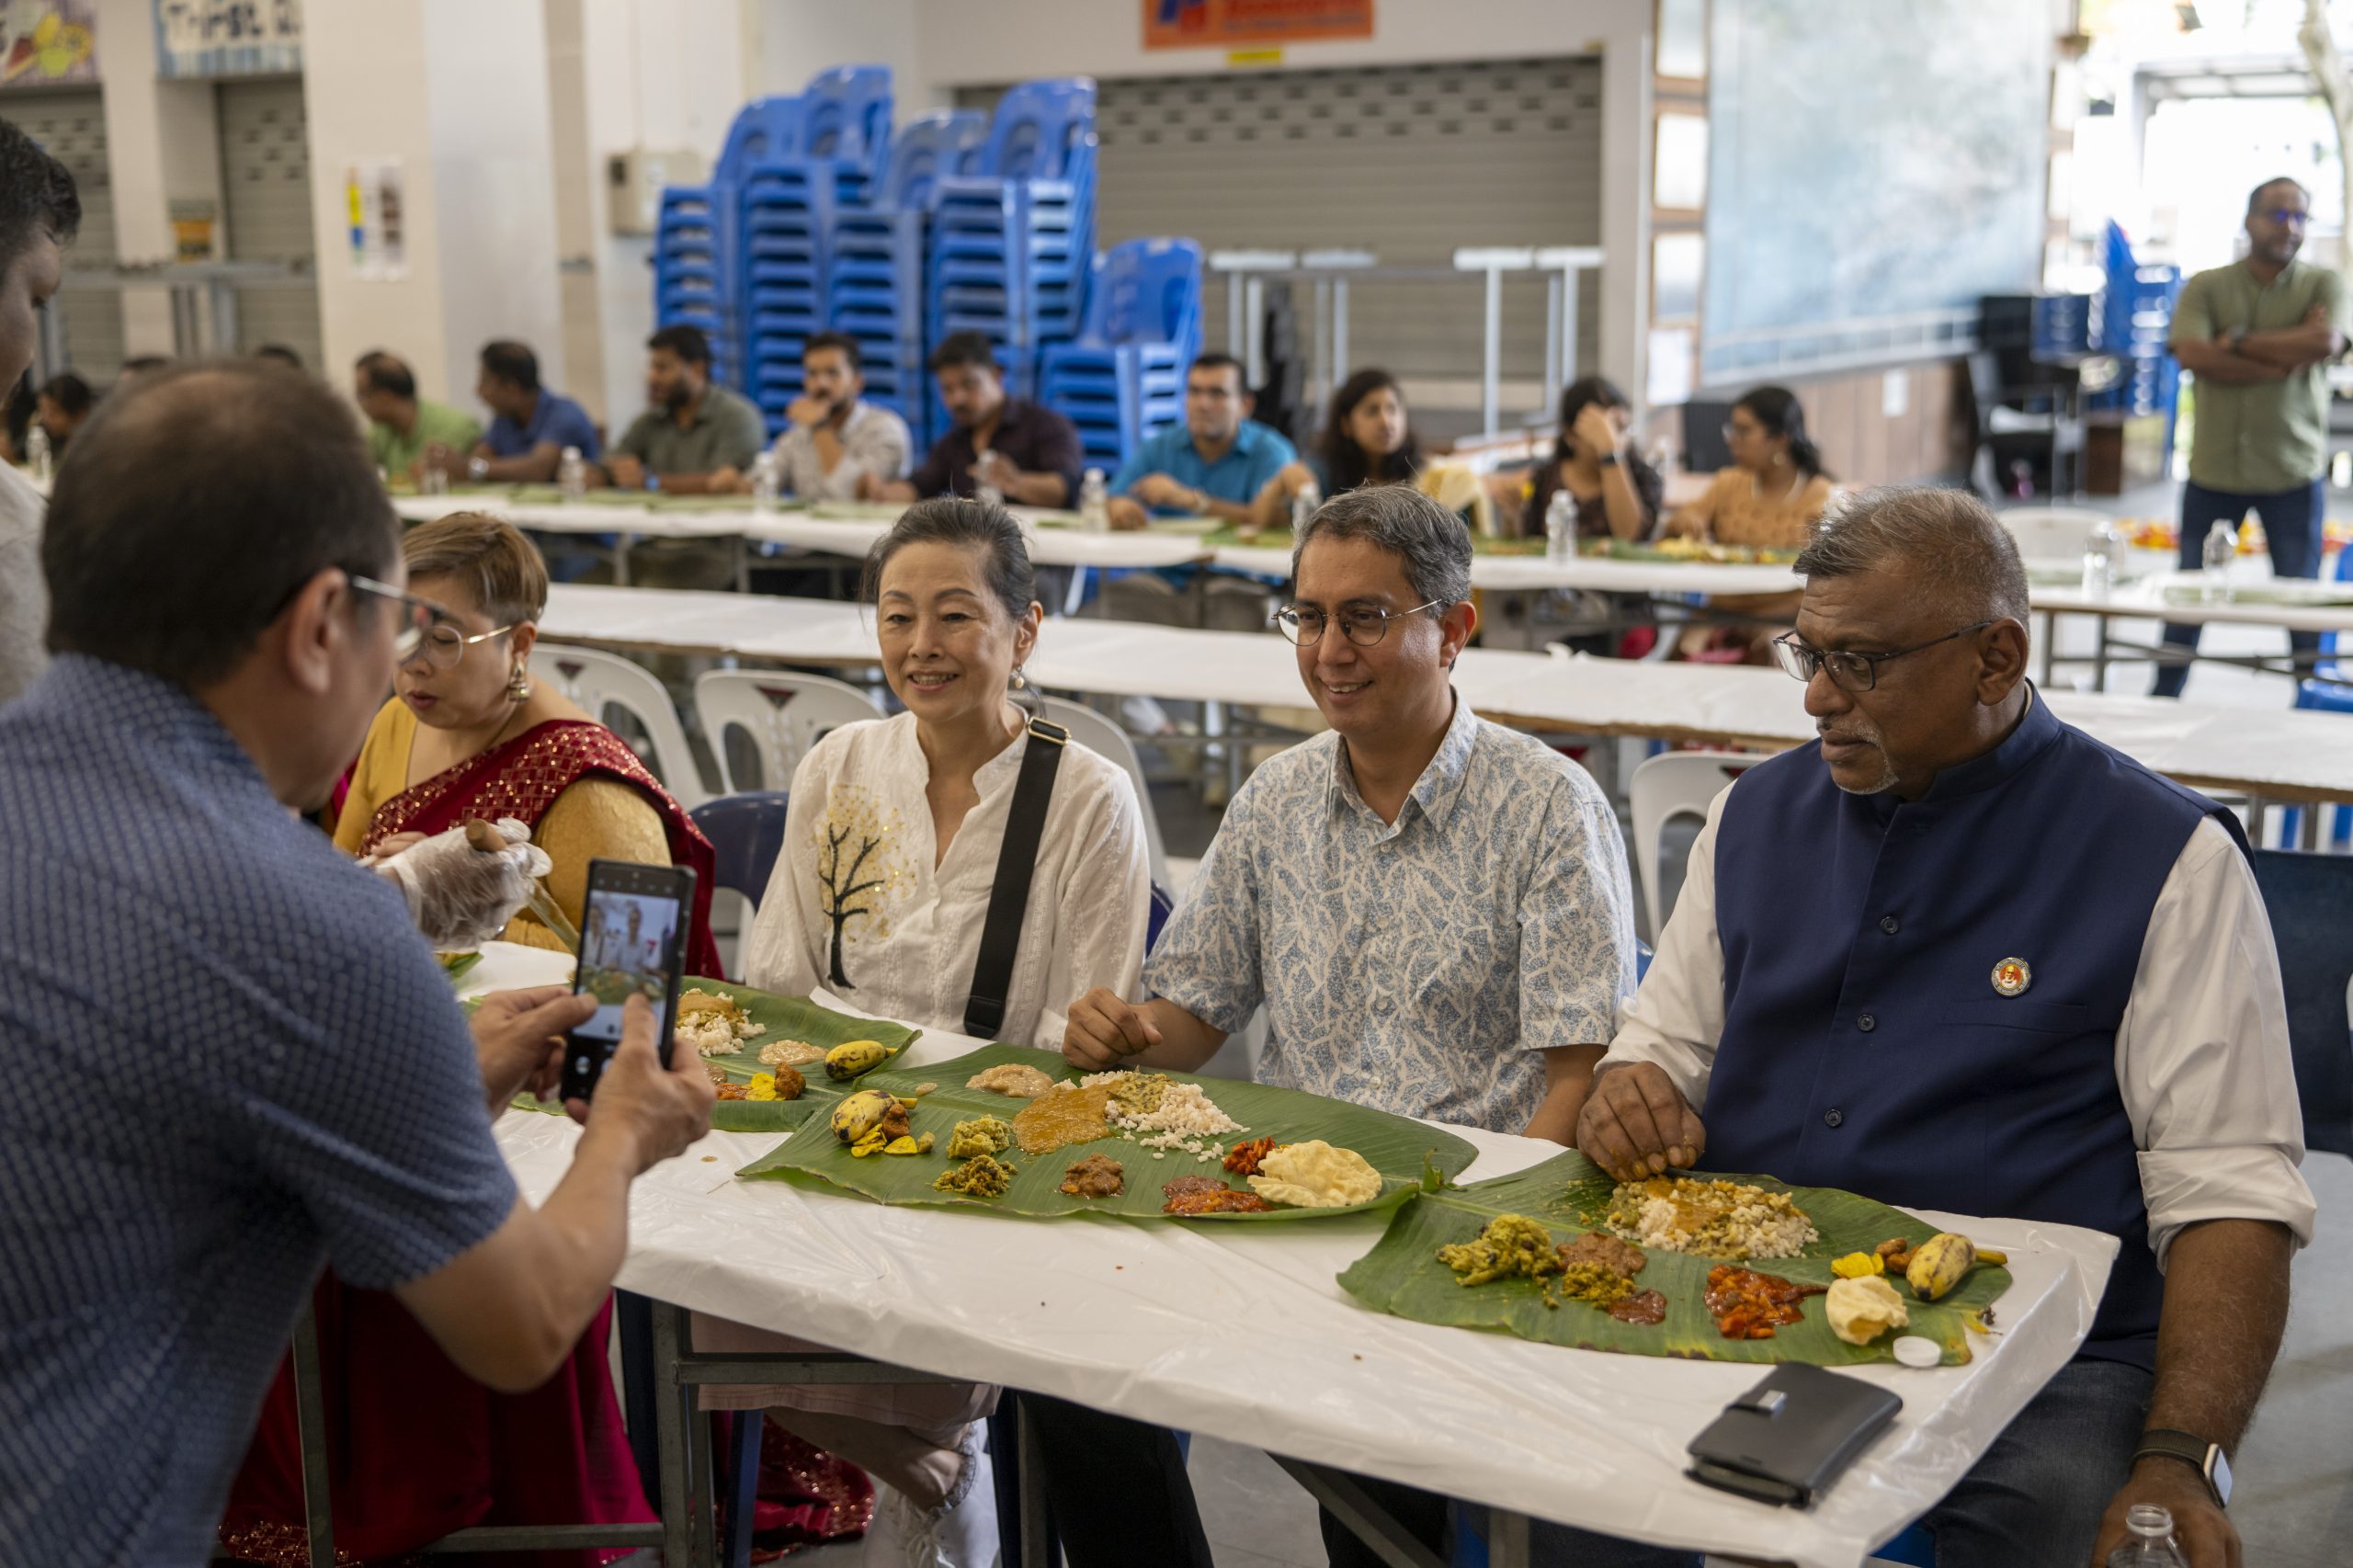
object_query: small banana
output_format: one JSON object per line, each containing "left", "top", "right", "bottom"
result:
{"left": 829, "top": 1088, "right": 897, "bottom": 1144}
{"left": 824, "top": 1040, "right": 892, "bottom": 1081}
{"left": 1905, "top": 1233, "right": 2003, "bottom": 1301}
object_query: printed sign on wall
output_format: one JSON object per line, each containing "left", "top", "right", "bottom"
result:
{"left": 345, "top": 159, "right": 405, "bottom": 282}
{"left": 1143, "top": 0, "right": 1372, "bottom": 51}
{"left": 154, "top": 0, "right": 301, "bottom": 79}
{"left": 1, "top": 3, "right": 97, "bottom": 89}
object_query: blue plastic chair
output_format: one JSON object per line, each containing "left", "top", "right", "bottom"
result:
{"left": 690, "top": 790, "right": 791, "bottom": 915}
{"left": 1040, "top": 238, "right": 1200, "bottom": 468}
{"left": 798, "top": 63, "right": 892, "bottom": 176}
{"left": 2250, "top": 847, "right": 2353, "bottom": 1157}
{"left": 2279, "top": 545, "right": 2353, "bottom": 846}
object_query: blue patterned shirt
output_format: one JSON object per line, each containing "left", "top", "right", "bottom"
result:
{"left": 0, "top": 657, "right": 519, "bottom": 1568}
{"left": 1145, "top": 695, "right": 1638, "bottom": 1132}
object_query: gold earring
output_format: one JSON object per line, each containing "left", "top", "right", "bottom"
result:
{"left": 508, "top": 664, "right": 532, "bottom": 702}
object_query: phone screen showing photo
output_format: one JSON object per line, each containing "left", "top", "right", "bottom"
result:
{"left": 563, "top": 865, "right": 690, "bottom": 1100}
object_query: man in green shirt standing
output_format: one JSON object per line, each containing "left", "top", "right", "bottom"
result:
{"left": 352, "top": 351, "right": 481, "bottom": 483}
{"left": 2157, "top": 176, "right": 2347, "bottom": 697}
{"left": 603, "top": 324, "right": 767, "bottom": 495}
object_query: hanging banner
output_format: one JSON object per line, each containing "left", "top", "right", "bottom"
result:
{"left": 1, "top": 2, "right": 97, "bottom": 88}
{"left": 345, "top": 159, "right": 405, "bottom": 282}
{"left": 153, "top": 0, "right": 301, "bottom": 80}
{"left": 1143, "top": 0, "right": 1372, "bottom": 51}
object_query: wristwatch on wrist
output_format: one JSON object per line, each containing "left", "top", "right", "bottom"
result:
{"left": 1597, "top": 450, "right": 1621, "bottom": 467}
{"left": 2228, "top": 325, "right": 2251, "bottom": 352}
{"left": 467, "top": 455, "right": 490, "bottom": 483}
{"left": 2132, "top": 1430, "right": 2232, "bottom": 1508}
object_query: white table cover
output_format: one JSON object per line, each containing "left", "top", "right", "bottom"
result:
{"left": 464, "top": 943, "right": 2113, "bottom": 1568}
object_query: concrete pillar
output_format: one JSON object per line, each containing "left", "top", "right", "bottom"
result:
{"left": 94, "top": 0, "right": 226, "bottom": 360}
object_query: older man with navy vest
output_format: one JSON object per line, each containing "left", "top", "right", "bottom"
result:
{"left": 1582, "top": 487, "right": 2313, "bottom": 1568}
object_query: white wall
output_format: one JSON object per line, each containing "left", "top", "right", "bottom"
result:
{"left": 753, "top": 0, "right": 926, "bottom": 111}
{"left": 903, "top": 0, "right": 1652, "bottom": 399}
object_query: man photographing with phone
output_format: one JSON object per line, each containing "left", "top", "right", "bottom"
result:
{"left": 0, "top": 359, "right": 715, "bottom": 1567}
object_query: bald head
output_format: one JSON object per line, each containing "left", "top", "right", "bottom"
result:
{"left": 44, "top": 359, "right": 400, "bottom": 687}
{"left": 1794, "top": 486, "right": 2030, "bottom": 630}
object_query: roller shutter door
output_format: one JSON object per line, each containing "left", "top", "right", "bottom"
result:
{"left": 961, "top": 57, "right": 1602, "bottom": 428}
{"left": 218, "top": 76, "right": 323, "bottom": 371}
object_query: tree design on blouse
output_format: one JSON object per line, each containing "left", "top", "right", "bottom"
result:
{"left": 815, "top": 786, "right": 906, "bottom": 989}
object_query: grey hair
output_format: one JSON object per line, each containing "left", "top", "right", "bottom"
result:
{"left": 1290, "top": 484, "right": 1472, "bottom": 608}
{"left": 1793, "top": 485, "right": 2030, "bottom": 625}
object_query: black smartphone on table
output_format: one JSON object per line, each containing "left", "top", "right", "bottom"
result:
{"left": 559, "top": 858, "right": 695, "bottom": 1103}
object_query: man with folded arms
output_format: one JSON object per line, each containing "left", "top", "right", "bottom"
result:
{"left": 1583, "top": 486, "right": 2313, "bottom": 1568}
{"left": 1063, "top": 485, "right": 1655, "bottom": 1568}
{"left": 0, "top": 360, "right": 712, "bottom": 1567}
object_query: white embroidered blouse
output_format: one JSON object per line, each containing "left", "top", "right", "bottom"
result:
{"left": 747, "top": 711, "right": 1152, "bottom": 1050}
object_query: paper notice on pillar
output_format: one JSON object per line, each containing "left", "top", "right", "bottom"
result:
{"left": 1646, "top": 327, "right": 1696, "bottom": 408}
{"left": 345, "top": 161, "right": 407, "bottom": 282}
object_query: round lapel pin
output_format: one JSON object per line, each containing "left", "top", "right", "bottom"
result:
{"left": 1992, "top": 958, "right": 2031, "bottom": 997}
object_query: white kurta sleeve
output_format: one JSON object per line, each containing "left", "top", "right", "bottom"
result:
{"left": 2119, "top": 816, "right": 2317, "bottom": 1267}
{"left": 1600, "top": 786, "right": 1730, "bottom": 1110}
{"left": 745, "top": 744, "right": 835, "bottom": 997}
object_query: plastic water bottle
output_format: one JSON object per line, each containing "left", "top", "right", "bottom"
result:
{"left": 2080, "top": 518, "right": 2121, "bottom": 597}
{"left": 1290, "top": 477, "right": 1321, "bottom": 534}
{"left": 1079, "top": 467, "right": 1109, "bottom": 532}
{"left": 2201, "top": 518, "right": 2236, "bottom": 603}
{"left": 2104, "top": 1505, "right": 2188, "bottom": 1567}
{"left": 749, "top": 449, "right": 780, "bottom": 514}
{"left": 420, "top": 461, "right": 449, "bottom": 497}
{"left": 558, "top": 445, "right": 586, "bottom": 504}
{"left": 1545, "top": 487, "right": 1575, "bottom": 566}
{"left": 26, "top": 423, "right": 50, "bottom": 485}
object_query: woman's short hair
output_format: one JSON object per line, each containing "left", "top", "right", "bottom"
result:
{"left": 402, "top": 513, "right": 550, "bottom": 628}
{"left": 859, "top": 496, "right": 1038, "bottom": 623}
{"left": 1320, "top": 368, "right": 1420, "bottom": 494}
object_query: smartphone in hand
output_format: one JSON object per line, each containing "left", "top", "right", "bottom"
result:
{"left": 560, "top": 858, "right": 696, "bottom": 1102}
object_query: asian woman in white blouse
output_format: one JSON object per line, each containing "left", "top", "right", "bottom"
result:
{"left": 699, "top": 498, "right": 1153, "bottom": 1568}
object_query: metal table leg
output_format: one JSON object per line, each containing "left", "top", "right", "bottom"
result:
{"left": 1488, "top": 1508, "right": 1533, "bottom": 1568}
{"left": 654, "top": 1302, "right": 695, "bottom": 1567}
{"left": 2092, "top": 610, "right": 2112, "bottom": 692}
{"left": 1017, "top": 1399, "right": 1054, "bottom": 1568}
{"left": 290, "top": 1301, "right": 337, "bottom": 1568}
{"left": 1271, "top": 1458, "right": 1448, "bottom": 1568}
{"left": 614, "top": 534, "right": 634, "bottom": 587}
{"left": 2038, "top": 609, "right": 2056, "bottom": 687}
{"left": 733, "top": 536, "right": 751, "bottom": 595}
{"left": 1063, "top": 562, "right": 1089, "bottom": 618}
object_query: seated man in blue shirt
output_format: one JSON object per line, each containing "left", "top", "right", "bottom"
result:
{"left": 1103, "top": 352, "right": 1295, "bottom": 529}
{"left": 0, "top": 361, "right": 713, "bottom": 1567}
{"left": 1584, "top": 487, "right": 2313, "bottom": 1568}
{"left": 456, "top": 338, "right": 603, "bottom": 483}
{"left": 1063, "top": 485, "right": 1661, "bottom": 1568}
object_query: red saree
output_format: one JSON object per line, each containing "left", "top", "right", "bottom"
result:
{"left": 217, "top": 722, "right": 806, "bottom": 1564}
{"left": 357, "top": 717, "right": 723, "bottom": 979}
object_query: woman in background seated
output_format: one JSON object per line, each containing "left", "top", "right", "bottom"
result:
{"left": 1252, "top": 368, "right": 1420, "bottom": 526}
{"left": 1523, "top": 375, "right": 1663, "bottom": 541}
{"left": 1665, "top": 385, "right": 1833, "bottom": 662}
{"left": 221, "top": 514, "right": 723, "bottom": 1566}
{"left": 1665, "top": 384, "right": 1833, "bottom": 551}
{"left": 700, "top": 497, "right": 1154, "bottom": 1568}
{"left": 333, "top": 512, "right": 722, "bottom": 971}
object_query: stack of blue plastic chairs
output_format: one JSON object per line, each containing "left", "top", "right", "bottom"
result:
{"left": 827, "top": 110, "right": 988, "bottom": 449}
{"left": 652, "top": 98, "right": 813, "bottom": 392}
{"left": 924, "top": 79, "right": 1099, "bottom": 441}
{"left": 2088, "top": 220, "right": 2183, "bottom": 447}
{"left": 738, "top": 67, "right": 893, "bottom": 437}
{"left": 1040, "top": 237, "right": 1204, "bottom": 472}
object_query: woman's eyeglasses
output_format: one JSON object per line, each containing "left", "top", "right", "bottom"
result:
{"left": 348, "top": 575, "right": 514, "bottom": 669}
{"left": 1272, "top": 600, "right": 1443, "bottom": 647}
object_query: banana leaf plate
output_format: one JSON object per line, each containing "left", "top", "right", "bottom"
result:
{"left": 1337, "top": 1151, "right": 2009, "bottom": 1367}
{"left": 503, "top": 982, "right": 919, "bottom": 1134}
{"left": 738, "top": 1041, "right": 1478, "bottom": 1221}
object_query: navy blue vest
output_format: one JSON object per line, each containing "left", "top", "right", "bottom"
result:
{"left": 1703, "top": 694, "right": 2243, "bottom": 1369}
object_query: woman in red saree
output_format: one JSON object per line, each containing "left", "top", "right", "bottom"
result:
{"left": 221, "top": 517, "right": 862, "bottom": 1563}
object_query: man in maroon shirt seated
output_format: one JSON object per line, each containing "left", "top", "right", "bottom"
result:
{"left": 867, "top": 329, "right": 1085, "bottom": 508}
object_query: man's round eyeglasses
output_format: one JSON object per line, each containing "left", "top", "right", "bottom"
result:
{"left": 1272, "top": 600, "right": 1443, "bottom": 647}
{"left": 350, "top": 574, "right": 515, "bottom": 669}
{"left": 1770, "top": 620, "right": 1994, "bottom": 693}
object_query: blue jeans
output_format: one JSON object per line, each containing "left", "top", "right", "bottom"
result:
{"left": 2153, "top": 477, "right": 2325, "bottom": 697}
{"left": 1522, "top": 1357, "right": 2153, "bottom": 1568}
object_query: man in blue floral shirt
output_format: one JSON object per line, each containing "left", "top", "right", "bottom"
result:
{"left": 1065, "top": 483, "right": 1638, "bottom": 1142}
{"left": 1058, "top": 485, "right": 1662, "bottom": 1568}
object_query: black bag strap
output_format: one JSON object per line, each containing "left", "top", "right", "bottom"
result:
{"left": 963, "top": 716, "right": 1068, "bottom": 1040}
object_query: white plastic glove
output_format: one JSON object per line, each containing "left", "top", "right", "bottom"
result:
{"left": 372, "top": 817, "right": 556, "bottom": 949}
